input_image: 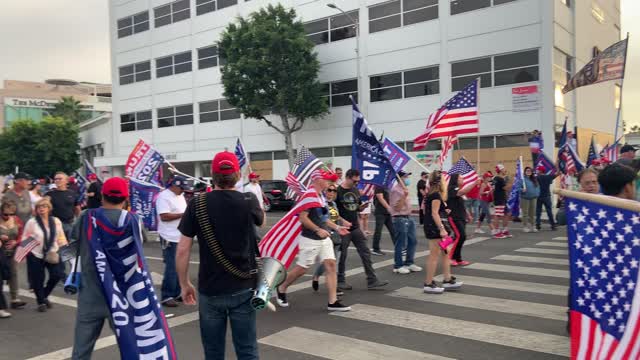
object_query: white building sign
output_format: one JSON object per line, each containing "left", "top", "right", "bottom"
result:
{"left": 511, "top": 85, "right": 540, "bottom": 112}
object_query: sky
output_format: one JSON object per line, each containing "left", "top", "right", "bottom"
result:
{"left": 0, "top": 0, "right": 638, "bottom": 128}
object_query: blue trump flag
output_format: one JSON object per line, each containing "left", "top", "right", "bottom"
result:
{"left": 535, "top": 151, "right": 558, "bottom": 176}
{"left": 507, "top": 157, "right": 524, "bottom": 217}
{"left": 351, "top": 98, "right": 397, "bottom": 188}
{"left": 129, "top": 178, "right": 162, "bottom": 231}
{"left": 73, "top": 171, "right": 88, "bottom": 206}
{"left": 382, "top": 137, "right": 411, "bottom": 173}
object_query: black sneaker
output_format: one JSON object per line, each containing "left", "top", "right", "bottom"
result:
{"left": 276, "top": 290, "right": 289, "bottom": 308}
{"left": 44, "top": 299, "right": 52, "bottom": 309}
{"left": 442, "top": 278, "right": 463, "bottom": 290}
{"left": 327, "top": 301, "right": 351, "bottom": 312}
{"left": 367, "top": 280, "right": 389, "bottom": 290}
{"left": 312, "top": 279, "right": 319, "bottom": 292}
{"left": 337, "top": 283, "right": 353, "bottom": 291}
{"left": 37, "top": 304, "right": 47, "bottom": 312}
{"left": 10, "top": 300, "right": 26, "bottom": 309}
{"left": 371, "top": 250, "right": 384, "bottom": 256}
{"left": 423, "top": 281, "right": 444, "bottom": 294}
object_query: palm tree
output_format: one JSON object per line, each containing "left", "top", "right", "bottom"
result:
{"left": 51, "top": 96, "right": 82, "bottom": 123}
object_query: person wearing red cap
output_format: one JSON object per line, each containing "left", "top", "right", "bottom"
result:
{"left": 244, "top": 172, "right": 264, "bottom": 210}
{"left": 176, "top": 151, "right": 264, "bottom": 359}
{"left": 276, "top": 169, "right": 351, "bottom": 311}
{"left": 474, "top": 172, "right": 494, "bottom": 234}
{"left": 535, "top": 164, "right": 559, "bottom": 231}
{"left": 86, "top": 174, "right": 102, "bottom": 209}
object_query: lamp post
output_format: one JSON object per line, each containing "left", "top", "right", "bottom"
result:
{"left": 327, "top": 3, "right": 361, "bottom": 107}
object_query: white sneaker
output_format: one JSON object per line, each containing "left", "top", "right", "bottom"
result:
{"left": 393, "top": 266, "right": 410, "bottom": 274}
{"left": 523, "top": 227, "right": 531, "bottom": 233}
{"left": 532, "top": 227, "right": 539, "bottom": 233}
{"left": 0, "top": 310, "right": 11, "bottom": 318}
{"left": 423, "top": 281, "right": 445, "bottom": 294}
{"left": 407, "top": 264, "right": 423, "bottom": 272}
{"left": 474, "top": 228, "right": 485, "bottom": 234}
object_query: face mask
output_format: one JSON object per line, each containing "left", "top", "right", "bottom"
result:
{"left": 404, "top": 178, "right": 411, "bottom": 186}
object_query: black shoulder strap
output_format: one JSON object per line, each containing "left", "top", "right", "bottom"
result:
{"left": 195, "top": 194, "right": 255, "bottom": 279}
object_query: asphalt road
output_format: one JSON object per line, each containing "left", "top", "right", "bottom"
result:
{"left": 0, "top": 212, "right": 571, "bottom": 360}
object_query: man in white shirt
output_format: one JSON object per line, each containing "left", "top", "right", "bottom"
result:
{"left": 156, "top": 175, "right": 188, "bottom": 307}
{"left": 244, "top": 172, "right": 264, "bottom": 210}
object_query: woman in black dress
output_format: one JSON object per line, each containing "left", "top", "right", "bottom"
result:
{"left": 423, "top": 171, "right": 463, "bottom": 294}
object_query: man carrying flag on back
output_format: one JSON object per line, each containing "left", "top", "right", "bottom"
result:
{"left": 72, "top": 177, "right": 176, "bottom": 360}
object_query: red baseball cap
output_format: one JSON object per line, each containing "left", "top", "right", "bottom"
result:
{"left": 102, "top": 177, "right": 129, "bottom": 198}
{"left": 311, "top": 169, "right": 339, "bottom": 182}
{"left": 211, "top": 151, "right": 240, "bottom": 175}
{"left": 87, "top": 173, "right": 98, "bottom": 181}
{"left": 248, "top": 172, "right": 260, "bottom": 179}
{"left": 536, "top": 165, "right": 546, "bottom": 173}
{"left": 68, "top": 176, "right": 76, "bottom": 184}
{"left": 483, "top": 171, "right": 493, "bottom": 179}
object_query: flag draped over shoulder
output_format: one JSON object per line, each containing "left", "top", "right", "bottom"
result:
{"left": 564, "top": 192, "right": 640, "bottom": 359}
{"left": 84, "top": 208, "right": 177, "bottom": 360}
{"left": 351, "top": 98, "right": 397, "bottom": 188}
{"left": 129, "top": 179, "right": 162, "bottom": 231}
{"left": 562, "top": 38, "right": 628, "bottom": 94}
{"left": 285, "top": 146, "right": 324, "bottom": 200}
{"left": 445, "top": 158, "right": 479, "bottom": 198}
{"left": 125, "top": 140, "right": 165, "bottom": 184}
{"left": 507, "top": 158, "right": 524, "bottom": 217}
{"left": 413, "top": 79, "right": 479, "bottom": 149}
{"left": 258, "top": 189, "right": 324, "bottom": 268}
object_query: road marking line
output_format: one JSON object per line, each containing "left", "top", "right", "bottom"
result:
{"left": 552, "top": 237, "right": 568, "bottom": 241}
{"left": 151, "top": 271, "right": 164, "bottom": 285}
{"left": 24, "top": 312, "right": 199, "bottom": 360}
{"left": 434, "top": 275, "right": 568, "bottom": 296}
{"left": 259, "top": 327, "right": 454, "bottom": 360}
{"left": 2, "top": 286, "right": 77, "bottom": 308}
{"left": 515, "top": 247, "right": 567, "bottom": 255}
{"left": 389, "top": 287, "right": 567, "bottom": 321}
{"left": 535, "top": 242, "right": 568, "bottom": 248}
{"left": 492, "top": 255, "right": 568, "bottom": 266}
{"left": 464, "top": 263, "right": 569, "bottom": 278}
{"left": 332, "top": 304, "right": 569, "bottom": 357}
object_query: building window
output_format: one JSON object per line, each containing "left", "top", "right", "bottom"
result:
{"left": 156, "top": 51, "right": 192, "bottom": 78}
{"left": 154, "top": 0, "right": 190, "bottom": 28}
{"left": 117, "top": 11, "right": 150, "bottom": 38}
{"left": 304, "top": 10, "right": 359, "bottom": 45}
{"left": 321, "top": 79, "right": 358, "bottom": 107}
{"left": 553, "top": 48, "right": 573, "bottom": 86}
{"left": 196, "top": 0, "right": 238, "bottom": 16}
{"left": 199, "top": 99, "right": 241, "bottom": 123}
{"left": 120, "top": 110, "right": 152, "bottom": 132}
{"left": 249, "top": 152, "right": 272, "bottom": 161}
{"left": 450, "top": 0, "right": 516, "bottom": 15}
{"left": 370, "top": 65, "right": 439, "bottom": 102}
{"left": 560, "top": 0, "right": 570, "bottom": 8}
{"left": 369, "top": 0, "right": 438, "bottom": 34}
{"left": 451, "top": 49, "right": 538, "bottom": 91}
{"left": 157, "top": 104, "right": 194, "bottom": 128}
{"left": 197, "top": 45, "right": 221, "bottom": 69}
{"left": 119, "top": 61, "right": 151, "bottom": 85}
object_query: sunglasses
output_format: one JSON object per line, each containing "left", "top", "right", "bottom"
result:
{"left": 327, "top": 189, "right": 337, "bottom": 193}
{"left": 2, "top": 213, "right": 15, "bottom": 217}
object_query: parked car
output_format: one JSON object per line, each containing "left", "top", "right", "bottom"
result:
{"left": 260, "top": 180, "right": 294, "bottom": 212}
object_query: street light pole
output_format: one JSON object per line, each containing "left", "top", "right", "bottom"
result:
{"left": 327, "top": 3, "right": 360, "bottom": 107}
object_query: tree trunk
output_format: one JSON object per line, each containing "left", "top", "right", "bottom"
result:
{"left": 280, "top": 114, "right": 296, "bottom": 168}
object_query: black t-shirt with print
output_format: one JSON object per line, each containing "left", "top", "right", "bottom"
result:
{"left": 178, "top": 190, "right": 263, "bottom": 296}
{"left": 336, "top": 185, "right": 361, "bottom": 230}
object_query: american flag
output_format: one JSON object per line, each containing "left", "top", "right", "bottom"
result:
{"left": 587, "top": 136, "right": 600, "bottom": 167}
{"left": 445, "top": 158, "right": 479, "bottom": 198}
{"left": 414, "top": 79, "right": 479, "bottom": 149}
{"left": 601, "top": 143, "right": 619, "bottom": 162}
{"left": 358, "top": 182, "right": 376, "bottom": 202}
{"left": 285, "top": 146, "right": 324, "bottom": 200}
{"left": 14, "top": 236, "right": 39, "bottom": 263}
{"left": 285, "top": 172, "right": 305, "bottom": 198}
{"left": 535, "top": 151, "right": 558, "bottom": 176}
{"left": 565, "top": 194, "right": 640, "bottom": 359}
{"left": 258, "top": 189, "right": 325, "bottom": 268}
{"left": 438, "top": 136, "right": 458, "bottom": 169}
{"left": 234, "top": 138, "right": 248, "bottom": 169}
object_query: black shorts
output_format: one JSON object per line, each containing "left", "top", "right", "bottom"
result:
{"left": 424, "top": 220, "right": 451, "bottom": 240}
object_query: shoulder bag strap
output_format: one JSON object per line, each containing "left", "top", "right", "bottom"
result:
{"left": 195, "top": 194, "right": 255, "bottom": 279}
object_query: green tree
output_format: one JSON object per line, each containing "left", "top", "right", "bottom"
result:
{"left": 51, "top": 96, "right": 83, "bottom": 123}
{"left": 0, "top": 117, "right": 81, "bottom": 177}
{"left": 219, "top": 4, "right": 329, "bottom": 167}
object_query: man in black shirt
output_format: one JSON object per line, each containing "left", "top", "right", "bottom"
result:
{"left": 336, "top": 169, "right": 388, "bottom": 291}
{"left": 372, "top": 186, "right": 395, "bottom": 255}
{"left": 85, "top": 174, "right": 102, "bottom": 209}
{"left": 416, "top": 171, "right": 428, "bottom": 224}
{"left": 536, "top": 165, "right": 560, "bottom": 231}
{"left": 46, "top": 172, "right": 81, "bottom": 239}
{"left": 177, "top": 151, "right": 264, "bottom": 360}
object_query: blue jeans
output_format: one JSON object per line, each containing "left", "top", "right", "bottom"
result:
{"left": 392, "top": 216, "right": 416, "bottom": 269}
{"left": 199, "top": 289, "right": 259, "bottom": 360}
{"left": 161, "top": 240, "right": 181, "bottom": 300}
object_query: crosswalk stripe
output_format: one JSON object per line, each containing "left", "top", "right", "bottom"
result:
{"left": 389, "top": 287, "right": 567, "bottom": 321}
{"left": 259, "top": 327, "right": 455, "bottom": 360}
{"left": 464, "top": 263, "right": 569, "bottom": 278}
{"left": 492, "top": 254, "right": 568, "bottom": 266}
{"left": 332, "top": 304, "right": 569, "bottom": 357}
{"left": 552, "top": 237, "right": 568, "bottom": 241}
{"left": 434, "top": 275, "right": 568, "bottom": 296}
{"left": 515, "top": 247, "right": 567, "bottom": 255}
{"left": 535, "top": 241, "right": 568, "bottom": 248}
